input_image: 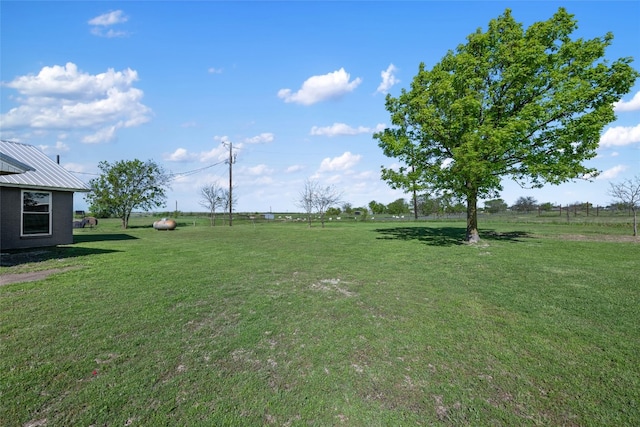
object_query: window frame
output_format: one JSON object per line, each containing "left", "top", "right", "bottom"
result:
{"left": 21, "top": 190, "right": 52, "bottom": 236}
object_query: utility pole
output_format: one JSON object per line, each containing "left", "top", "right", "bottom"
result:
{"left": 224, "top": 142, "right": 236, "bottom": 226}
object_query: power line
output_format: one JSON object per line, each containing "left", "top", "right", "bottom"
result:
{"left": 169, "top": 160, "right": 227, "bottom": 178}
{"left": 66, "top": 170, "right": 99, "bottom": 176}
{"left": 67, "top": 160, "right": 228, "bottom": 180}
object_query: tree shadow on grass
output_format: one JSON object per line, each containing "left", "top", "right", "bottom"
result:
{"left": 74, "top": 234, "right": 138, "bottom": 243}
{"left": 0, "top": 246, "right": 121, "bottom": 267}
{"left": 373, "top": 226, "right": 531, "bottom": 247}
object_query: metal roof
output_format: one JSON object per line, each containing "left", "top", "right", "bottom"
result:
{"left": 0, "top": 140, "right": 90, "bottom": 192}
{"left": 1, "top": 152, "right": 36, "bottom": 175}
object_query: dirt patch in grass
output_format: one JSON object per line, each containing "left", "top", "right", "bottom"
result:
{"left": 1, "top": 267, "right": 79, "bottom": 286}
{"left": 552, "top": 234, "right": 639, "bottom": 243}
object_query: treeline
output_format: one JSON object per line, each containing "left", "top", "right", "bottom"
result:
{"left": 483, "top": 196, "right": 635, "bottom": 216}
{"left": 364, "top": 196, "right": 636, "bottom": 218}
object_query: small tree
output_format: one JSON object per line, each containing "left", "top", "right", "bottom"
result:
{"left": 199, "top": 183, "right": 223, "bottom": 226}
{"left": 87, "top": 159, "right": 170, "bottom": 229}
{"left": 297, "top": 180, "right": 342, "bottom": 227}
{"left": 297, "top": 179, "right": 318, "bottom": 227}
{"left": 484, "top": 198, "right": 508, "bottom": 214}
{"left": 354, "top": 207, "right": 369, "bottom": 221}
{"left": 387, "top": 198, "right": 409, "bottom": 215}
{"left": 368, "top": 200, "right": 387, "bottom": 214}
{"left": 539, "top": 202, "right": 554, "bottom": 212}
{"left": 221, "top": 187, "right": 237, "bottom": 225}
{"left": 512, "top": 196, "right": 538, "bottom": 213}
{"left": 609, "top": 175, "right": 640, "bottom": 236}
{"left": 326, "top": 207, "right": 341, "bottom": 217}
{"left": 314, "top": 184, "right": 342, "bottom": 228}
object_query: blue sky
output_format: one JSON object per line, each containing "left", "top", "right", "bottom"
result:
{"left": 1, "top": 1, "right": 639, "bottom": 213}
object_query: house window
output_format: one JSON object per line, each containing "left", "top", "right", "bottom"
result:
{"left": 22, "top": 191, "right": 51, "bottom": 236}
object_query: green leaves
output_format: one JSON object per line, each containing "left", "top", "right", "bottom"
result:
{"left": 86, "top": 159, "right": 171, "bottom": 228}
{"left": 374, "top": 7, "right": 639, "bottom": 240}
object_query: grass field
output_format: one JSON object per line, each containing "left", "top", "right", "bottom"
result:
{"left": 1, "top": 217, "right": 638, "bottom": 426}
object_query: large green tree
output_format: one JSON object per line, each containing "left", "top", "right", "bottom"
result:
{"left": 87, "top": 159, "right": 170, "bottom": 229}
{"left": 375, "top": 8, "right": 638, "bottom": 242}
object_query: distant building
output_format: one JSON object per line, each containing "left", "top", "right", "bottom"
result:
{"left": 1, "top": 140, "right": 90, "bottom": 250}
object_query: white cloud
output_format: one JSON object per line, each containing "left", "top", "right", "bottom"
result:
{"left": 88, "top": 10, "right": 130, "bottom": 38}
{"left": 596, "top": 164, "right": 628, "bottom": 180}
{"left": 62, "top": 162, "right": 91, "bottom": 175}
{"left": 165, "top": 144, "right": 234, "bottom": 164}
{"left": 244, "top": 164, "right": 274, "bottom": 176}
{"left": 0, "top": 63, "right": 151, "bottom": 144}
{"left": 441, "top": 158, "right": 454, "bottom": 168}
{"left": 3, "top": 62, "right": 138, "bottom": 98}
{"left": 199, "top": 145, "right": 229, "bottom": 163}
{"left": 243, "top": 133, "right": 274, "bottom": 144}
{"left": 277, "top": 68, "right": 362, "bottom": 105}
{"left": 599, "top": 124, "right": 640, "bottom": 147}
{"left": 38, "top": 140, "right": 70, "bottom": 154}
{"left": 318, "top": 151, "right": 362, "bottom": 172}
{"left": 286, "top": 165, "right": 305, "bottom": 173}
{"left": 213, "top": 135, "right": 230, "bottom": 143}
{"left": 91, "top": 28, "right": 129, "bottom": 38}
{"left": 310, "top": 122, "right": 385, "bottom": 137}
{"left": 88, "top": 10, "right": 128, "bottom": 26}
{"left": 165, "top": 148, "right": 197, "bottom": 162}
{"left": 82, "top": 125, "right": 117, "bottom": 144}
{"left": 376, "top": 64, "right": 399, "bottom": 94}
{"left": 208, "top": 67, "right": 223, "bottom": 74}
{"left": 614, "top": 91, "right": 640, "bottom": 112}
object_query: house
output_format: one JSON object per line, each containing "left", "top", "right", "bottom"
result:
{"left": 1, "top": 140, "right": 90, "bottom": 250}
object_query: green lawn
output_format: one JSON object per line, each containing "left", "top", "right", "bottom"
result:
{"left": 1, "top": 218, "right": 638, "bottom": 426}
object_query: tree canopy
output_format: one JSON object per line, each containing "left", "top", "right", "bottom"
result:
{"left": 87, "top": 159, "right": 170, "bottom": 229}
{"left": 374, "top": 7, "right": 638, "bottom": 242}
{"left": 512, "top": 196, "right": 538, "bottom": 213}
{"left": 484, "top": 198, "right": 508, "bottom": 214}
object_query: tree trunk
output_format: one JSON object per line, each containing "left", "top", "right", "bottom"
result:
{"left": 633, "top": 207, "right": 637, "bottom": 237}
{"left": 466, "top": 192, "right": 480, "bottom": 243}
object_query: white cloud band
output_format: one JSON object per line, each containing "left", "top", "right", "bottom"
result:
{"left": 278, "top": 68, "right": 362, "bottom": 105}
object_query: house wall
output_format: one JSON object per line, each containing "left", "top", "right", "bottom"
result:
{"left": 0, "top": 187, "right": 75, "bottom": 250}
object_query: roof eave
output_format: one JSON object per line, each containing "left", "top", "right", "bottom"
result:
{"left": 0, "top": 182, "right": 91, "bottom": 192}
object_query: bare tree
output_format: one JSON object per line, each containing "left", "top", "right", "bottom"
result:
{"left": 297, "top": 179, "right": 318, "bottom": 227}
{"left": 314, "top": 183, "right": 342, "bottom": 228}
{"left": 199, "top": 183, "right": 223, "bottom": 226}
{"left": 609, "top": 175, "right": 640, "bottom": 236}
{"left": 296, "top": 180, "right": 342, "bottom": 227}
{"left": 221, "top": 187, "right": 237, "bottom": 224}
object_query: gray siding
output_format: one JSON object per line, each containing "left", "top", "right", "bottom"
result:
{"left": 0, "top": 187, "right": 75, "bottom": 250}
